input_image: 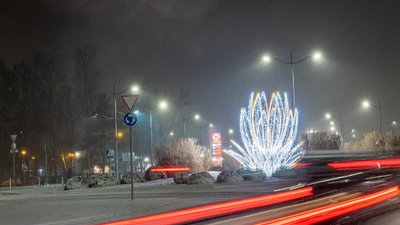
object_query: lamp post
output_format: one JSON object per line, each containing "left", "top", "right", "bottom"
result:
{"left": 362, "top": 99, "right": 383, "bottom": 133}
{"left": 135, "top": 99, "right": 168, "bottom": 167}
{"left": 183, "top": 113, "right": 201, "bottom": 138}
{"left": 261, "top": 51, "right": 322, "bottom": 108}
{"left": 325, "top": 112, "right": 344, "bottom": 141}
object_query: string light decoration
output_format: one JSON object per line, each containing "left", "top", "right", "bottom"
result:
{"left": 224, "top": 91, "right": 303, "bottom": 178}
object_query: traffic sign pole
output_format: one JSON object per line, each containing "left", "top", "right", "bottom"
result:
{"left": 120, "top": 94, "right": 139, "bottom": 201}
{"left": 130, "top": 125, "right": 134, "bottom": 200}
{"left": 10, "top": 134, "right": 17, "bottom": 189}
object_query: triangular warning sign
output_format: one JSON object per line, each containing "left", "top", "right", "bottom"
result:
{"left": 121, "top": 95, "right": 139, "bottom": 111}
{"left": 10, "top": 134, "right": 17, "bottom": 142}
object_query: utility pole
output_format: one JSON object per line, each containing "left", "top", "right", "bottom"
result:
{"left": 183, "top": 113, "right": 186, "bottom": 138}
{"left": 44, "top": 144, "right": 48, "bottom": 184}
{"left": 378, "top": 100, "right": 382, "bottom": 134}
{"left": 290, "top": 52, "right": 295, "bottom": 108}
{"left": 113, "top": 85, "right": 120, "bottom": 179}
{"left": 149, "top": 112, "right": 154, "bottom": 166}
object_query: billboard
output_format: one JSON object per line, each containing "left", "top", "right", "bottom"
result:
{"left": 211, "top": 132, "right": 223, "bottom": 168}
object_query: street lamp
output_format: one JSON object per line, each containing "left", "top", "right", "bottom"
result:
{"left": 325, "top": 112, "right": 344, "bottom": 141}
{"left": 183, "top": 113, "right": 202, "bottom": 138}
{"left": 148, "top": 99, "right": 169, "bottom": 166}
{"left": 159, "top": 100, "right": 168, "bottom": 110}
{"left": 228, "top": 129, "right": 234, "bottom": 135}
{"left": 361, "top": 99, "right": 382, "bottom": 133}
{"left": 325, "top": 113, "right": 332, "bottom": 119}
{"left": 261, "top": 51, "right": 323, "bottom": 108}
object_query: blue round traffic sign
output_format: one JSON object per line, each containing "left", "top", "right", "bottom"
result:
{"left": 124, "top": 112, "right": 137, "bottom": 126}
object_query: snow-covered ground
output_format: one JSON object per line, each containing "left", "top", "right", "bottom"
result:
{"left": 0, "top": 177, "right": 300, "bottom": 225}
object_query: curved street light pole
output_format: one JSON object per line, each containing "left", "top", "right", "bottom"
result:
{"left": 271, "top": 52, "right": 312, "bottom": 109}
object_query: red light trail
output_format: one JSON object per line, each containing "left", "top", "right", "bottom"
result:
{"left": 150, "top": 167, "right": 191, "bottom": 172}
{"left": 328, "top": 158, "right": 400, "bottom": 171}
{"left": 100, "top": 187, "right": 313, "bottom": 225}
{"left": 257, "top": 186, "right": 400, "bottom": 225}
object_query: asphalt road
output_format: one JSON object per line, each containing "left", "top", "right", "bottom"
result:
{"left": 0, "top": 178, "right": 303, "bottom": 225}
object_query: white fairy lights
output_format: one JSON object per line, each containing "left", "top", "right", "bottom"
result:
{"left": 224, "top": 91, "right": 303, "bottom": 178}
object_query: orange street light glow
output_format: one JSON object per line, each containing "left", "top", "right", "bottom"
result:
{"left": 21, "top": 150, "right": 27, "bottom": 155}
{"left": 117, "top": 131, "right": 124, "bottom": 138}
{"left": 257, "top": 186, "right": 400, "bottom": 225}
{"left": 99, "top": 187, "right": 313, "bottom": 225}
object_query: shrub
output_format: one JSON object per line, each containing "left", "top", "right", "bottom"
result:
{"left": 301, "top": 131, "right": 341, "bottom": 150}
{"left": 155, "top": 138, "right": 211, "bottom": 172}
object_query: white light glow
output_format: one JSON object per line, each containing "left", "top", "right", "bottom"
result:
{"left": 262, "top": 55, "right": 271, "bottom": 63}
{"left": 362, "top": 100, "right": 371, "bottom": 109}
{"left": 131, "top": 85, "right": 140, "bottom": 94}
{"left": 224, "top": 92, "right": 303, "bottom": 178}
{"left": 312, "top": 51, "right": 322, "bottom": 61}
{"left": 159, "top": 100, "right": 168, "bottom": 110}
{"left": 325, "top": 113, "right": 331, "bottom": 119}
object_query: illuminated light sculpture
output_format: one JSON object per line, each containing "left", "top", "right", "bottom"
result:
{"left": 224, "top": 91, "right": 303, "bottom": 178}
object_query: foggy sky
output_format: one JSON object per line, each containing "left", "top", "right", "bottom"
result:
{"left": 1, "top": 0, "right": 400, "bottom": 137}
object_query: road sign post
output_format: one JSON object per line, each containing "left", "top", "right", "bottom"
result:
{"left": 121, "top": 94, "right": 139, "bottom": 201}
{"left": 10, "top": 134, "right": 18, "bottom": 189}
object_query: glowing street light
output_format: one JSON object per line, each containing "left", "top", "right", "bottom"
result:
{"left": 21, "top": 149, "right": 27, "bottom": 156}
{"left": 260, "top": 50, "right": 323, "bottom": 108}
{"left": 131, "top": 85, "right": 140, "bottom": 94}
{"left": 261, "top": 55, "right": 271, "bottom": 63}
{"left": 194, "top": 114, "right": 201, "bottom": 120}
{"left": 159, "top": 100, "right": 168, "bottom": 110}
{"left": 117, "top": 131, "right": 124, "bottom": 139}
{"left": 393, "top": 121, "right": 397, "bottom": 126}
{"left": 325, "top": 113, "right": 331, "bottom": 119}
{"left": 330, "top": 126, "right": 336, "bottom": 131}
{"left": 361, "top": 99, "right": 382, "bottom": 133}
{"left": 362, "top": 100, "right": 371, "bottom": 109}
{"left": 324, "top": 112, "right": 343, "bottom": 142}
{"left": 169, "top": 131, "right": 174, "bottom": 136}
{"left": 312, "top": 51, "right": 322, "bottom": 61}
{"left": 75, "top": 151, "right": 81, "bottom": 158}
{"left": 228, "top": 129, "right": 234, "bottom": 134}
{"left": 209, "top": 123, "right": 214, "bottom": 127}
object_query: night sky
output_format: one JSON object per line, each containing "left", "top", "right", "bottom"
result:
{"left": 1, "top": 0, "right": 400, "bottom": 136}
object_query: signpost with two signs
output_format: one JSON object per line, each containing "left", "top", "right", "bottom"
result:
{"left": 121, "top": 94, "right": 139, "bottom": 200}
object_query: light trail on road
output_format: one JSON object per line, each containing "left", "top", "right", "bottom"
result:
{"left": 99, "top": 187, "right": 313, "bottom": 225}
